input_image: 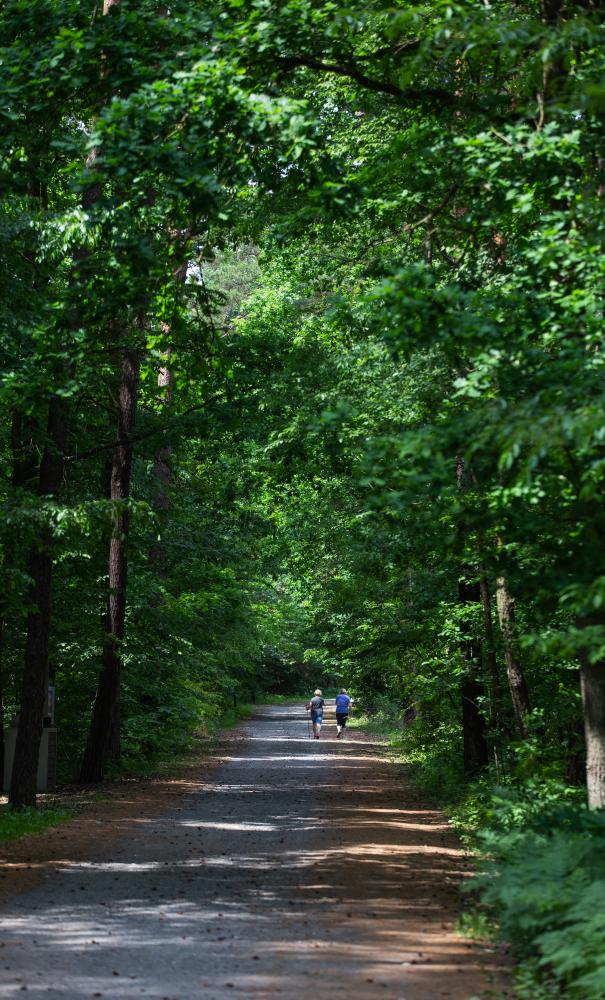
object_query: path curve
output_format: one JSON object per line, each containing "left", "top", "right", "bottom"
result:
{"left": 0, "top": 705, "right": 506, "bottom": 999}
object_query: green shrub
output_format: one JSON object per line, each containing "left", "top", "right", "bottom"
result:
{"left": 452, "top": 777, "right": 586, "bottom": 841}
{"left": 473, "top": 802, "right": 605, "bottom": 999}
{"left": 391, "top": 717, "right": 467, "bottom": 803}
{"left": 358, "top": 707, "right": 605, "bottom": 998}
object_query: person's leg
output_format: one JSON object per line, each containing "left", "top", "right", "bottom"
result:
{"left": 341, "top": 714, "right": 348, "bottom": 738}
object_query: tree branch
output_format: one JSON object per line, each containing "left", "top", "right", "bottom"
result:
{"left": 356, "top": 39, "right": 421, "bottom": 63}
{"left": 65, "top": 395, "right": 224, "bottom": 464}
{"left": 278, "top": 55, "right": 455, "bottom": 105}
{"left": 403, "top": 185, "right": 458, "bottom": 234}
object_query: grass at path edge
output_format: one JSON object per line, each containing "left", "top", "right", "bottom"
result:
{"left": 0, "top": 804, "right": 72, "bottom": 841}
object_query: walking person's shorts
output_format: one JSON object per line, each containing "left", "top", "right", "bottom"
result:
{"left": 336, "top": 712, "right": 348, "bottom": 727}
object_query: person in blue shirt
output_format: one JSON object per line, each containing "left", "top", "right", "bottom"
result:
{"left": 335, "top": 688, "right": 353, "bottom": 738}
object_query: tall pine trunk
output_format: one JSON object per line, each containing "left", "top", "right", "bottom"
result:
{"left": 8, "top": 0, "right": 117, "bottom": 802}
{"left": 149, "top": 257, "right": 187, "bottom": 590}
{"left": 459, "top": 576, "right": 489, "bottom": 774}
{"left": 1, "top": 412, "right": 37, "bottom": 789}
{"left": 495, "top": 575, "right": 531, "bottom": 738}
{"left": 456, "top": 455, "right": 489, "bottom": 773}
{"left": 479, "top": 570, "right": 503, "bottom": 773}
{"left": 577, "top": 617, "right": 605, "bottom": 809}
{"left": 149, "top": 348, "right": 174, "bottom": 588}
{"left": 9, "top": 398, "right": 67, "bottom": 808}
{"left": 79, "top": 346, "right": 141, "bottom": 783}
{"left": 479, "top": 569, "right": 502, "bottom": 732}
{"left": 0, "top": 618, "right": 4, "bottom": 789}
{"left": 565, "top": 684, "right": 586, "bottom": 787}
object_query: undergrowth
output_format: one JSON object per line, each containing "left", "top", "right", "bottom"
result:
{"left": 95, "top": 691, "right": 315, "bottom": 780}
{"left": 355, "top": 700, "right": 605, "bottom": 1000}
{"left": 103, "top": 698, "right": 258, "bottom": 779}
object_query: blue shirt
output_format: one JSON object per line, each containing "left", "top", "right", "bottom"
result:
{"left": 335, "top": 694, "right": 351, "bottom": 714}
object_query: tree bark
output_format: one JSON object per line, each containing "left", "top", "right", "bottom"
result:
{"left": 579, "top": 657, "right": 605, "bottom": 808}
{"left": 459, "top": 576, "right": 489, "bottom": 774}
{"left": 479, "top": 569, "right": 502, "bottom": 732}
{"left": 495, "top": 575, "right": 531, "bottom": 738}
{"left": 455, "top": 455, "right": 489, "bottom": 773}
{"left": 0, "top": 617, "right": 4, "bottom": 790}
{"left": 11, "top": 410, "right": 40, "bottom": 492}
{"left": 149, "top": 348, "right": 174, "bottom": 586}
{"left": 9, "top": 398, "right": 67, "bottom": 808}
{"left": 149, "top": 258, "right": 187, "bottom": 589}
{"left": 565, "top": 691, "right": 586, "bottom": 787}
{"left": 577, "top": 618, "right": 605, "bottom": 809}
{"left": 0, "top": 411, "right": 39, "bottom": 790}
{"left": 7, "top": 0, "right": 118, "bottom": 802}
{"left": 79, "top": 345, "right": 141, "bottom": 783}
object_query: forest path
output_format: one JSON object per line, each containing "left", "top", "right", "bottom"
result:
{"left": 0, "top": 705, "right": 507, "bottom": 999}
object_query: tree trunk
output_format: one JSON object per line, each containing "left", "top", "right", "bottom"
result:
{"left": 149, "top": 258, "right": 187, "bottom": 591}
{"left": 9, "top": 397, "right": 67, "bottom": 808}
{"left": 458, "top": 577, "right": 489, "bottom": 774}
{"left": 479, "top": 570, "right": 504, "bottom": 773}
{"left": 0, "top": 411, "right": 40, "bottom": 791}
{"left": 577, "top": 617, "right": 605, "bottom": 809}
{"left": 461, "top": 673, "right": 488, "bottom": 774}
{"left": 11, "top": 410, "right": 40, "bottom": 492}
{"left": 579, "top": 658, "right": 605, "bottom": 808}
{"left": 0, "top": 617, "right": 4, "bottom": 790}
{"left": 7, "top": 0, "right": 118, "bottom": 802}
{"left": 149, "top": 348, "right": 174, "bottom": 586}
{"left": 495, "top": 575, "right": 531, "bottom": 738}
{"left": 455, "top": 456, "right": 489, "bottom": 773}
{"left": 479, "top": 569, "right": 502, "bottom": 731}
{"left": 79, "top": 346, "right": 141, "bottom": 783}
{"left": 565, "top": 696, "right": 586, "bottom": 787}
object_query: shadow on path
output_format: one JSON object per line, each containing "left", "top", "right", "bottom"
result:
{"left": 0, "top": 705, "right": 509, "bottom": 999}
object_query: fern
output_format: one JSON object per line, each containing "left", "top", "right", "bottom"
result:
{"left": 472, "top": 803, "right": 605, "bottom": 998}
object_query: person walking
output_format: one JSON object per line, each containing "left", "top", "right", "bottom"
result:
{"left": 335, "top": 688, "right": 353, "bottom": 738}
{"left": 306, "top": 689, "right": 325, "bottom": 740}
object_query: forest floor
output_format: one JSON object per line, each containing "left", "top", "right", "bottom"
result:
{"left": 0, "top": 704, "right": 510, "bottom": 999}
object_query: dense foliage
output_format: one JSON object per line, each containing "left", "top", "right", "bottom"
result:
{"left": 2, "top": 0, "right": 605, "bottom": 993}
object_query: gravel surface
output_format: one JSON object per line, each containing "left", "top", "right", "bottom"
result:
{"left": 0, "top": 705, "right": 507, "bottom": 999}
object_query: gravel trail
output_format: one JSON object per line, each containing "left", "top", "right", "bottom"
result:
{"left": 0, "top": 705, "right": 505, "bottom": 999}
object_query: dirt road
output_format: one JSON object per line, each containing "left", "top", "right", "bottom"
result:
{"left": 0, "top": 705, "right": 506, "bottom": 999}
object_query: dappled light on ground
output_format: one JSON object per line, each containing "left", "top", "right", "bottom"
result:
{"left": 0, "top": 705, "right": 507, "bottom": 999}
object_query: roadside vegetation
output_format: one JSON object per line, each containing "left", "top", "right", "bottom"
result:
{"left": 0, "top": 805, "right": 71, "bottom": 842}
{"left": 2, "top": 1, "right": 605, "bottom": 993}
{"left": 352, "top": 704, "right": 605, "bottom": 999}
